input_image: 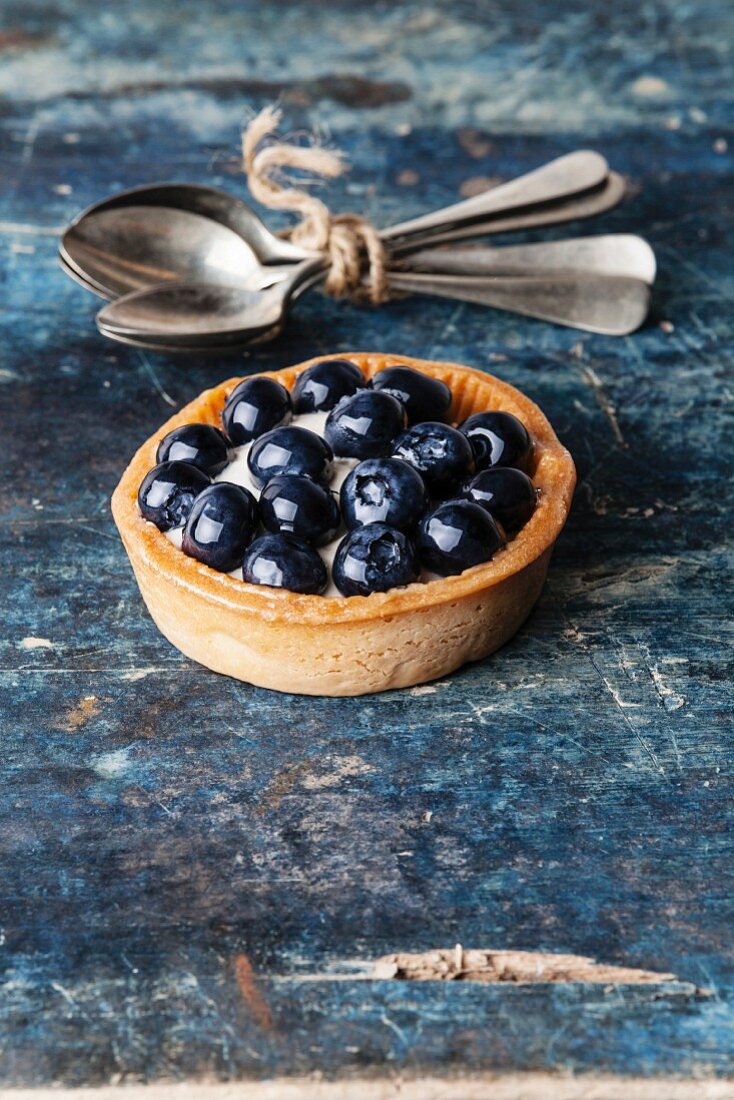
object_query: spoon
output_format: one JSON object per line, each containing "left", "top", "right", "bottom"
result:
{"left": 92, "top": 327, "right": 283, "bottom": 355}
{"left": 97, "top": 260, "right": 650, "bottom": 348}
{"left": 63, "top": 182, "right": 313, "bottom": 266}
{"left": 63, "top": 151, "right": 615, "bottom": 300}
{"left": 60, "top": 205, "right": 301, "bottom": 301}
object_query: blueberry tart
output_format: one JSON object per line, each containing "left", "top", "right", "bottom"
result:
{"left": 112, "top": 353, "right": 575, "bottom": 696}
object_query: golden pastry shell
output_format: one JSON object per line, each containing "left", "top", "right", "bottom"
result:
{"left": 112, "top": 353, "right": 576, "bottom": 695}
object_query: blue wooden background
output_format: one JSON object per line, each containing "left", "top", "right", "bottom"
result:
{"left": 1, "top": 0, "right": 733, "bottom": 1086}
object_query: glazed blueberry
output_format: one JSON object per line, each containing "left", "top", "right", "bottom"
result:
{"left": 416, "top": 499, "right": 505, "bottom": 577}
{"left": 242, "top": 533, "right": 327, "bottom": 595}
{"left": 370, "top": 366, "right": 452, "bottom": 425}
{"left": 247, "top": 426, "right": 333, "bottom": 489}
{"left": 460, "top": 467, "right": 537, "bottom": 533}
{"left": 460, "top": 411, "right": 533, "bottom": 473}
{"left": 259, "top": 474, "right": 340, "bottom": 547}
{"left": 340, "top": 458, "right": 428, "bottom": 532}
{"left": 324, "top": 390, "right": 407, "bottom": 459}
{"left": 393, "top": 422, "right": 474, "bottom": 497}
{"left": 332, "top": 523, "right": 419, "bottom": 597}
{"left": 221, "top": 376, "right": 292, "bottom": 445}
{"left": 181, "top": 483, "right": 257, "bottom": 572}
{"left": 292, "top": 358, "right": 365, "bottom": 413}
{"left": 137, "top": 461, "right": 211, "bottom": 532}
{"left": 156, "top": 423, "right": 233, "bottom": 476}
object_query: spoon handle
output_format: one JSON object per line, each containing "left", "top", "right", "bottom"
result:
{"left": 385, "top": 271, "right": 650, "bottom": 335}
{"left": 381, "top": 151, "right": 609, "bottom": 242}
{"left": 397, "top": 234, "right": 656, "bottom": 285}
{"left": 389, "top": 173, "right": 626, "bottom": 253}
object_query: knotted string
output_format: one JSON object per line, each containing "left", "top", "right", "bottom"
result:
{"left": 242, "top": 106, "right": 389, "bottom": 305}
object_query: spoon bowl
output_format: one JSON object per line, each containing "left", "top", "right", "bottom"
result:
{"left": 98, "top": 281, "right": 286, "bottom": 337}
{"left": 61, "top": 205, "right": 290, "bottom": 300}
{"left": 96, "top": 259, "right": 325, "bottom": 349}
{"left": 65, "top": 182, "right": 314, "bottom": 264}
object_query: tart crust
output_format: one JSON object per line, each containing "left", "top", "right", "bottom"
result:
{"left": 112, "top": 353, "right": 576, "bottom": 695}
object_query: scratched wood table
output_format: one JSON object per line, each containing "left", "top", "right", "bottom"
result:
{"left": 1, "top": 1, "right": 733, "bottom": 1096}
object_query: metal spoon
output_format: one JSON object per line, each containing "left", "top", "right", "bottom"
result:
{"left": 62, "top": 182, "right": 313, "bottom": 266}
{"left": 63, "top": 151, "right": 615, "bottom": 299}
{"left": 97, "top": 263, "right": 649, "bottom": 348}
{"left": 61, "top": 172, "right": 633, "bottom": 301}
{"left": 72, "top": 149, "right": 610, "bottom": 255}
{"left": 60, "top": 205, "right": 302, "bottom": 301}
{"left": 59, "top": 246, "right": 281, "bottom": 348}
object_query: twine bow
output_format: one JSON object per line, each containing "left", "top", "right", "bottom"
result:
{"left": 242, "top": 106, "right": 389, "bottom": 305}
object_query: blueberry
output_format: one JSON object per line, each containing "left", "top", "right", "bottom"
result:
{"left": 416, "top": 499, "right": 505, "bottom": 576}
{"left": 370, "top": 366, "right": 452, "bottom": 425}
{"left": 260, "top": 474, "right": 340, "bottom": 547}
{"left": 393, "top": 422, "right": 474, "bottom": 497}
{"left": 292, "top": 358, "right": 366, "bottom": 413}
{"left": 332, "top": 523, "right": 419, "bottom": 597}
{"left": 247, "top": 426, "right": 333, "bottom": 489}
{"left": 460, "top": 411, "right": 533, "bottom": 473}
{"left": 221, "top": 376, "right": 291, "bottom": 445}
{"left": 156, "top": 423, "right": 233, "bottom": 476}
{"left": 324, "top": 390, "right": 407, "bottom": 459}
{"left": 340, "top": 458, "right": 428, "bottom": 532}
{"left": 138, "top": 461, "right": 211, "bottom": 531}
{"left": 242, "top": 533, "right": 327, "bottom": 595}
{"left": 460, "top": 467, "right": 537, "bottom": 534}
{"left": 181, "top": 482, "right": 257, "bottom": 572}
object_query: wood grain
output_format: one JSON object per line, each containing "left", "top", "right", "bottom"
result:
{"left": 0, "top": 0, "right": 732, "bottom": 1087}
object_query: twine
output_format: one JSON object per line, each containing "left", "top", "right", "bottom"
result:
{"left": 242, "top": 106, "right": 389, "bottom": 305}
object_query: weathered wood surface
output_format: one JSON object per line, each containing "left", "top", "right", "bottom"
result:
{"left": 13, "top": 1079, "right": 734, "bottom": 1100}
{"left": 1, "top": 0, "right": 733, "bottom": 1088}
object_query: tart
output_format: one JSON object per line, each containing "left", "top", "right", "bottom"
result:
{"left": 111, "top": 353, "right": 575, "bottom": 696}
